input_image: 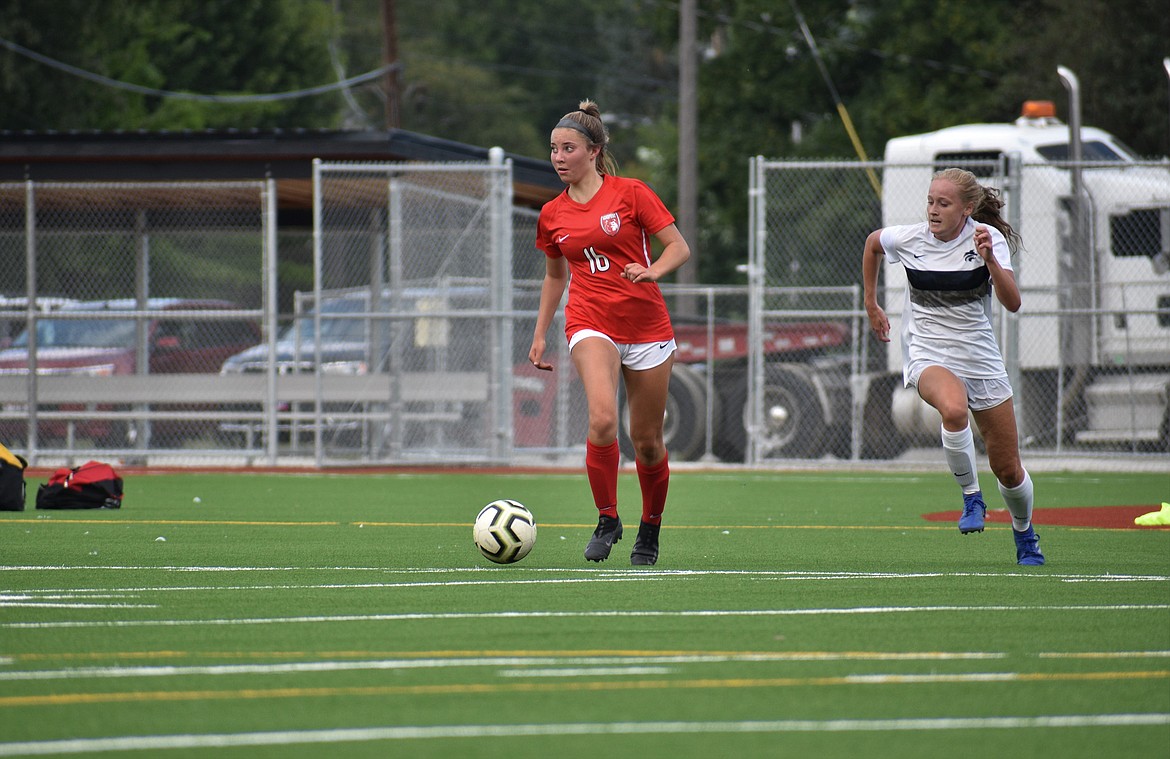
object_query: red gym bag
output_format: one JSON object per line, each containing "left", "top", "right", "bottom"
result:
{"left": 35, "top": 461, "right": 124, "bottom": 510}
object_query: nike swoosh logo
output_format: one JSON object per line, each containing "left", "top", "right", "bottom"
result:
{"left": 912, "top": 253, "right": 925, "bottom": 258}
{"left": 556, "top": 234, "right": 570, "bottom": 243}
{"left": 658, "top": 343, "right": 669, "bottom": 349}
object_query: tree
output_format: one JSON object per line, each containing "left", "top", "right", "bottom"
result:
{"left": 1001, "top": 0, "right": 1170, "bottom": 158}
{"left": 3, "top": 0, "right": 1166, "bottom": 285}
{"left": 0, "top": 0, "right": 340, "bottom": 130}
{"left": 654, "top": 0, "right": 1169, "bottom": 282}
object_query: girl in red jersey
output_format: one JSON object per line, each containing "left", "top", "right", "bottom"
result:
{"left": 529, "top": 100, "right": 691, "bottom": 565}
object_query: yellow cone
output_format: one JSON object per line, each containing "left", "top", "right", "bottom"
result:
{"left": 1134, "top": 502, "right": 1170, "bottom": 526}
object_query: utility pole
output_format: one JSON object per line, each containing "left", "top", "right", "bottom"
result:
{"left": 677, "top": 0, "right": 699, "bottom": 308}
{"left": 381, "top": 0, "right": 401, "bottom": 129}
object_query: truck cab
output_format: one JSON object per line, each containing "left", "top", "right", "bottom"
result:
{"left": 880, "top": 101, "right": 1170, "bottom": 449}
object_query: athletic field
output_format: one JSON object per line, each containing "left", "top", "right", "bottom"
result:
{"left": 1, "top": 467, "right": 1167, "bottom": 757}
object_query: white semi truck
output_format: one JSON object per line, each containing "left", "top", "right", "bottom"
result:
{"left": 879, "top": 97, "right": 1170, "bottom": 452}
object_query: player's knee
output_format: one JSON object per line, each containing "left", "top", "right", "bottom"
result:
{"left": 632, "top": 439, "right": 664, "bottom": 464}
{"left": 991, "top": 459, "right": 1024, "bottom": 488}
{"left": 936, "top": 404, "right": 969, "bottom": 430}
{"left": 587, "top": 411, "right": 619, "bottom": 442}
{"left": 628, "top": 428, "right": 665, "bottom": 463}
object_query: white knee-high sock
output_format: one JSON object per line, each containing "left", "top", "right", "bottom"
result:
{"left": 941, "top": 424, "right": 979, "bottom": 495}
{"left": 999, "top": 469, "right": 1034, "bottom": 532}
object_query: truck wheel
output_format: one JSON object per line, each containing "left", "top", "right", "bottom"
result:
{"left": 752, "top": 364, "right": 826, "bottom": 459}
{"left": 860, "top": 374, "right": 909, "bottom": 459}
{"left": 711, "top": 365, "right": 749, "bottom": 463}
{"left": 619, "top": 363, "right": 711, "bottom": 462}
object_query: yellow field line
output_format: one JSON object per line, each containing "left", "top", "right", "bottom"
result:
{"left": 358, "top": 523, "right": 951, "bottom": 531}
{"left": 0, "top": 519, "right": 949, "bottom": 530}
{"left": 0, "top": 519, "right": 342, "bottom": 526}
{"left": 5, "top": 649, "right": 1008, "bottom": 663}
{"left": 2, "top": 670, "right": 1166, "bottom": 708}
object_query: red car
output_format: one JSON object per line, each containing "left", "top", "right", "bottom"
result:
{"left": 0, "top": 298, "right": 261, "bottom": 447}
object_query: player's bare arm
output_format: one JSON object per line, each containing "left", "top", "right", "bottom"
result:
{"left": 529, "top": 257, "right": 569, "bottom": 370}
{"left": 862, "top": 229, "right": 891, "bottom": 342}
{"left": 623, "top": 223, "right": 690, "bottom": 283}
{"left": 975, "top": 225, "right": 1022, "bottom": 313}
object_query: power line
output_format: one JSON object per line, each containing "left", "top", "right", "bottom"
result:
{"left": 0, "top": 36, "right": 399, "bottom": 104}
{"left": 789, "top": 0, "right": 880, "bottom": 198}
{"left": 638, "top": 0, "right": 997, "bottom": 80}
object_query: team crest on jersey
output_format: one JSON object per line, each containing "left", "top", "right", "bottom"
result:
{"left": 963, "top": 249, "right": 980, "bottom": 263}
{"left": 599, "top": 212, "right": 621, "bottom": 237}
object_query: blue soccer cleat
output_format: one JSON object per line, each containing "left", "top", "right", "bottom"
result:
{"left": 1013, "top": 525, "right": 1045, "bottom": 565}
{"left": 958, "top": 491, "right": 986, "bottom": 534}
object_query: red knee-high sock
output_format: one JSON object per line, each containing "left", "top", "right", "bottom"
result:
{"left": 636, "top": 453, "right": 669, "bottom": 526}
{"left": 585, "top": 439, "right": 620, "bottom": 519}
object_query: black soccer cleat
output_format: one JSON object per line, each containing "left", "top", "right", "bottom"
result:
{"left": 630, "top": 520, "right": 660, "bottom": 566}
{"left": 584, "top": 515, "right": 623, "bottom": 562}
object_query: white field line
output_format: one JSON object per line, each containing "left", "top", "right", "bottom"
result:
{"left": 0, "top": 577, "right": 659, "bottom": 597}
{"left": 0, "top": 593, "right": 156, "bottom": 610}
{"left": 0, "top": 651, "right": 1010, "bottom": 682}
{"left": 7, "top": 565, "right": 1170, "bottom": 581}
{"left": 0, "top": 594, "right": 136, "bottom": 600}
{"left": 3, "top": 567, "right": 1168, "bottom": 594}
{"left": 3, "top": 604, "right": 1168, "bottom": 630}
{"left": 0, "top": 603, "right": 156, "bottom": 610}
{"left": 0, "top": 714, "right": 1166, "bottom": 756}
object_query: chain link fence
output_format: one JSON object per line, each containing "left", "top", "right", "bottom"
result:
{"left": 2, "top": 154, "right": 1166, "bottom": 468}
{"left": 747, "top": 156, "right": 1170, "bottom": 465}
{"left": 0, "top": 181, "right": 270, "bottom": 461}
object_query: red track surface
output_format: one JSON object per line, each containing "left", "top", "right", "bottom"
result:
{"left": 924, "top": 505, "right": 1168, "bottom": 530}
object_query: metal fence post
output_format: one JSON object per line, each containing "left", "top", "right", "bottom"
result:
{"left": 488, "top": 147, "right": 514, "bottom": 463}
{"left": 264, "top": 177, "right": 279, "bottom": 466}
{"left": 24, "top": 180, "right": 38, "bottom": 462}
{"left": 745, "top": 156, "right": 766, "bottom": 465}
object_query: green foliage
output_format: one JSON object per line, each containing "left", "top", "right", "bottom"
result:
{"left": 2, "top": 0, "right": 1167, "bottom": 283}
{"left": 1001, "top": 0, "right": 1170, "bottom": 158}
{"left": 394, "top": 40, "right": 547, "bottom": 157}
{"left": 148, "top": 232, "right": 263, "bottom": 305}
{"left": 0, "top": 0, "right": 338, "bottom": 130}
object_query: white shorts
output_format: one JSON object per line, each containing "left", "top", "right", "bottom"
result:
{"left": 568, "top": 329, "right": 676, "bottom": 371}
{"left": 907, "top": 364, "right": 1013, "bottom": 412}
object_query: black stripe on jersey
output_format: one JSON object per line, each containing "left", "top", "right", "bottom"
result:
{"left": 905, "top": 265, "right": 989, "bottom": 292}
{"left": 906, "top": 266, "right": 990, "bottom": 308}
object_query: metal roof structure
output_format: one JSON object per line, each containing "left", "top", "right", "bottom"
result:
{"left": 0, "top": 127, "right": 563, "bottom": 211}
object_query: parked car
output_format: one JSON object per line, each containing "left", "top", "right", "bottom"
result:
{"left": 0, "top": 298, "right": 262, "bottom": 446}
{"left": 218, "top": 285, "right": 495, "bottom": 447}
{"left": 0, "top": 296, "right": 77, "bottom": 345}
{"left": 218, "top": 284, "right": 854, "bottom": 461}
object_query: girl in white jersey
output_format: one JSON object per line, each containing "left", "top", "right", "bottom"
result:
{"left": 862, "top": 168, "right": 1044, "bottom": 566}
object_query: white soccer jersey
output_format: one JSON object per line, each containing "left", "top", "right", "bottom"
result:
{"left": 880, "top": 217, "right": 1013, "bottom": 384}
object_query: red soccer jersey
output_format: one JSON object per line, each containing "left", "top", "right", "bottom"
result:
{"left": 536, "top": 174, "right": 676, "bottom": 344}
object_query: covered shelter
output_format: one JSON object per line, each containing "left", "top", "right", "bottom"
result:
{"left": 0, "top": 127, "right": 563, "bottom": 222}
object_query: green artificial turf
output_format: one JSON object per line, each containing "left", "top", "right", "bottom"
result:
{"left": 0, "top": 469, "right": 1167, "bottom": 758}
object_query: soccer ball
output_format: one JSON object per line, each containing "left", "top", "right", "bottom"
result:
{"left": 473, "top": 499, "right": 537, "bottom": 564}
